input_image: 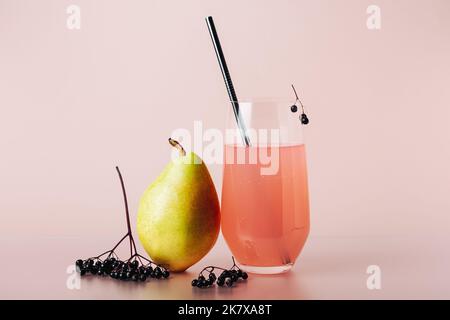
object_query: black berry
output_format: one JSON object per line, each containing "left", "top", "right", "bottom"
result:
{"left": 139, "top": 274, "right": 147, "bottom": 282}
{"left": 145, "top": 266, "right": 153, "bottom": 277}
{"left": 300, "top": 113, "right": 309, "bottom": 125}
{"left": 154, "top": 267, "right": 162, "bottom": 279}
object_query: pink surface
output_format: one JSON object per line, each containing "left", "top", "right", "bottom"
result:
{"left": 3, "top": 234, "right": 450, "bottom": 299}
{"left": 0, "top": 0, "right": 449, "bottom": 299}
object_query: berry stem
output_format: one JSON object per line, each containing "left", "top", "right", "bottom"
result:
{"left": 113, "top": 167, "right": 162, "bottom": 266}
{"left": 198, "top": 257, "right": 240, "bottom": 277}
{"left": 110, "top": 233, "right": 128, "bottom": 253}
{"left": 198, "top": 266, "right": 227, "bottom": 277}
{"left": 291, "top": 84, "right": 299, "bottom": 100}
{"left": 93, "top": 250, "right": 111, "bottom": 259}
{"left": 115, "top": 166, "right": 141, "bottom": 258}
{"left": 116, "top": 166, "right": 132, "bottom": 236}
{"left": 131, "top": 236, "right": 138, "bottom": 255}
{"left": 291, "top": 84, "right": 305, "bottom": 113}
{"left": 135, "top": 253, "right": 153, "bottom": 265}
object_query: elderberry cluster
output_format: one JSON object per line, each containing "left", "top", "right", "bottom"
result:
{"left": 192, "top": 258, "right": 248, "bottom": 288}
{"left": 74, "top": 167, "right": 170, "bottom": 284}
{"left": 76, "top": 255, "right": 169, "bottom": 282}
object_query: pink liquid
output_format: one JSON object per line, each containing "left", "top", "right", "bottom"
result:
{"left": 221, "top": 144, "right": 310, "bottom": 267}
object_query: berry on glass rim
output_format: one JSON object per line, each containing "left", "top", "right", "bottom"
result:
{"left": 290, "top": 84, "right": 310, "bottom": 125}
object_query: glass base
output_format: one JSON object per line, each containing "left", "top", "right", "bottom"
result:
{"left": 237, "top": 263, "right": 294, "bottom": 275}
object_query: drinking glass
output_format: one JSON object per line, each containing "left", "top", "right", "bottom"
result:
{"left": 221, "top": 99, "right": 310, "bottom": 274}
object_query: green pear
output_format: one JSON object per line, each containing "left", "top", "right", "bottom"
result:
{"left": 137, "top": 138, "right": 220, "bottom": 272}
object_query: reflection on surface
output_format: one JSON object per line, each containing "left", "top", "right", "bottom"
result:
{"left": 3, "top": 235, "right": 450, "bottom": 299}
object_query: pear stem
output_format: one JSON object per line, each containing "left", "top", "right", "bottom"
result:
{"left": 168, "top": 138, "right": 186, "bottom": 157}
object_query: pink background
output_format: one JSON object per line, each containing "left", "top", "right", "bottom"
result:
{"left": 1, "top": 0, "right": 449, "bottom": 299}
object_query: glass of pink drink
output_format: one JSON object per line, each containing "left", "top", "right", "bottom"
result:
{"left": 221, "top": 100, "right": 310, "bottom": 274}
